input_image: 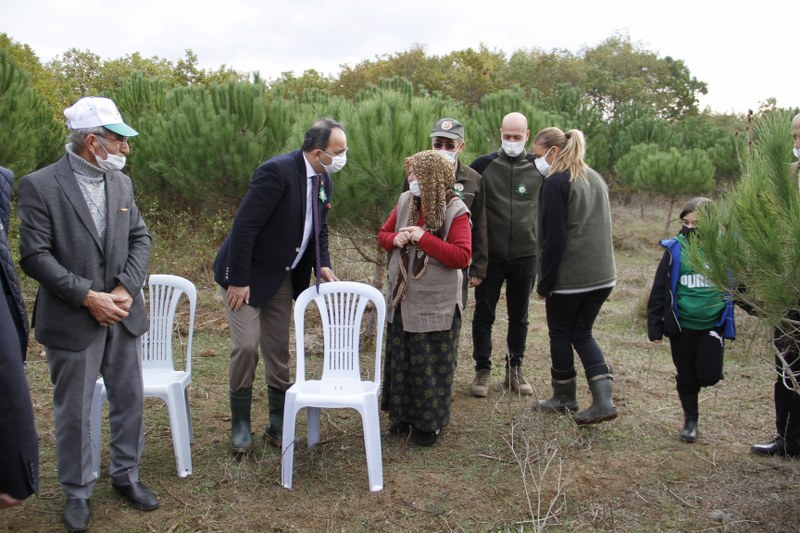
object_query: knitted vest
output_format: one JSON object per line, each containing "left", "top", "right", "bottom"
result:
{"left": 386, "top": 191, "right": 467, "bottom": 332}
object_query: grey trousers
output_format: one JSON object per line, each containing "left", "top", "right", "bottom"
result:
{"left": 46, "top": 324, "right": 144, "bottom": 499}
{"left": 223, "top": 275, "right": 293, "bottom": 392}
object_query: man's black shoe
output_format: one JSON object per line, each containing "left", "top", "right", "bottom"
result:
{"left": 63, "top": 498, "right": 90, "bottom": 532}
{"left": 751, "top": 436, "right": 798, "bottom": 457}
{"left": 112, "top": 481, "right": 160, "bottom": 511}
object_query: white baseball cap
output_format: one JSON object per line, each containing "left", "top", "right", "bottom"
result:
{"left": 64, "top": 96, "right": 138, "bottom": 137}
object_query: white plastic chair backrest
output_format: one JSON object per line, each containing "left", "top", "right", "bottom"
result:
{"left": 144, "top": 274, "right": 197, "bottom": 373}
{"left": 294, "top": 281, "right": 385, "bottom": 384}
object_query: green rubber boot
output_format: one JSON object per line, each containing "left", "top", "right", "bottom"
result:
{"left": 536, "top": 377, "right": 579, "bottom": 413}
{"left": 263, "top": 386, "right": 285, "bottom": 448}
{"left": 230, "top": 388, "right": 254, "bottom": 454}
{"left": 573, "top": 375, "right": 617, "bottom": 425}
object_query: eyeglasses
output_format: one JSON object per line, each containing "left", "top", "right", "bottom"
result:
{"left": 432, "top": 140, "right": 460, "bottom": 150}
{"left": 96, "top": 135, "right": 130, "bottom": 150}
{"left": 321, "top": 146, "right": 348, "bottom": 158}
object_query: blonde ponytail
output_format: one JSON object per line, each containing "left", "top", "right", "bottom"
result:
{"left": 533, "top": 127, "right": 587, "bottom": 182}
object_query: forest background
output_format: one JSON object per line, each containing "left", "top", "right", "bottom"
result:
{"left": 4, "top": 31, "right": 795, "bottom": 287}
{"left": 3, "top": 31, "right": 800, "bottom": 532}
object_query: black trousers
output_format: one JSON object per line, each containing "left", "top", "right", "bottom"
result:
{"left": 545, "top": 287, "right": 613, "bottom": 381}
{"left": 668, "top": 327, "right": 725, "bottom": 406}
{"left": 773, "top": 329, "right": 800, "bottom": 449}
{"left": 471, "top": 256, "right": 535, "bottom": 370}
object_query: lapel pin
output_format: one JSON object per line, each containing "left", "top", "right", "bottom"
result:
{"left": 119, "top": 208, "right": 129, "bottom": 212}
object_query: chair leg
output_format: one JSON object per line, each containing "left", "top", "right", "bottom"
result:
{"left": 281, "top": 394, "right": 298, "bottom": 489}
{"left": 307, "top": 407, "right": 321, "bottom": 448}
{"left": 90, "top": 382, "right": 106, "bottom": 480}
{"left": 184, "top": 387, "right": 193, "bottom": 445}
{"left": 361, "top": 399, "right": 384, "bottom": 492}
{"left": 166, "top": 384, "right": 192, "bottom": 478}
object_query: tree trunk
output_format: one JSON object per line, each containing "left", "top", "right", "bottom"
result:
{"left": 663, "top": 196, "right": 676, "bottom": 236}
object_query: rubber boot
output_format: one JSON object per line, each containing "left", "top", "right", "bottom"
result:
{"left": 573, "top": 375, "right": 617, "bottom": 425}
{"left": 536, "top": 378, "right": 579, "bottom": 413}
{"left": 680, "top": 415, "right": 698, "bottom": 443}
{"left": 263, "top": 386, "right": 285, "bottom": 448}
{"left": 678, "top": 393, "right": 699, "bottom": 443}
{"left": 230, "top": 388, "right": 254, "bottom": 454}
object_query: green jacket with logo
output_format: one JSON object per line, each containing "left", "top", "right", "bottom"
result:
{"left": 469, "top": 150, "right": 543, "bottom": 260}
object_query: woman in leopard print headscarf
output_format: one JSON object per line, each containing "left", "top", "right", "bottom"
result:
{"left": 378, "top": 150, "right": 471, "bottom": 447}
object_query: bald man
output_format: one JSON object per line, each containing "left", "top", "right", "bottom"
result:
{"left": 468, "top": 112, "right": 545, "bottom": 398}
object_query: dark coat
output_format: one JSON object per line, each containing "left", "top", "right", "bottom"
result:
{"left": 0, "top": 165, "right": 39, "bottom": 501}
{"left": 647, "top": 237, "right": 735, "bottom": 341}
{"left": 213, "top": 150, "right": 333, "bottom": 305}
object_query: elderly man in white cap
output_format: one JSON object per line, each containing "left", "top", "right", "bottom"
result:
{"left": 18, "top": 96, "right": 154, "bottom": 532}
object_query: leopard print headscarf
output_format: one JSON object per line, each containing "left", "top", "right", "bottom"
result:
{"left": 404, "top": 150, "right": 455, "bottom": 232}
{"left": 391, "top": 150, "right": 456, "bottom": 307}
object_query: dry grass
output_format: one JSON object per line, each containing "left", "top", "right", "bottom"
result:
{"left": 4, "top": 196, "right": 800, "bottom": 532}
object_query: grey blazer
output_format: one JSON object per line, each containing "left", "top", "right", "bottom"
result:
{"left": 18, "top": 156, "right": 152, "bottom": 351}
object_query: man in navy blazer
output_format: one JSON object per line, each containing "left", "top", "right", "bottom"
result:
{"left": 213, "top": 118, "right": 345, "bottom": 454}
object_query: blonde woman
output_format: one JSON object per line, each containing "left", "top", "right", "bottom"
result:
{"left": 532, "top": 128, "right": 618, "bottom": 425}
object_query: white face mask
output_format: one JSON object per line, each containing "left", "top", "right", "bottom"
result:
{"left": 408, "top": 180, "right": 422, "bottom": 197}
{"left": 534, "top": 148, "right": 553, "bottom": 176}
{"left": 794, "top": 146, "right": 800, "bottom": 159}
{"left": 321, "top": 150, "right": 347, "bottom": 174}
{"left": 94, "top": 140, "right": 126, "bottom": 172}
{"left": 501, "top": 139, "right": 525, "bottom": 158}
{"left": 436, "top": 149, "right": 458, "bottom": 162}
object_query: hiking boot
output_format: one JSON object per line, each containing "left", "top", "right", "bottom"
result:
{"left": 470, "top": 369, "right": 491, "bottom": 397}
{"left": 504, "top": 365, "right": 533, "bottom": 396}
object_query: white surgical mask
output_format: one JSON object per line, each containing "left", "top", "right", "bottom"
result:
{"left": 321, "top": 150, "right": 347, "bottom": 174}
{"left": 437, "top": 149, "right": 458, "bottom": 162}
{"left": 794, "top": 146, "right": 800, "bottom": 159}
{"left": 409, "top": 180, "right": 421, "bottom": 197}
{"left": 501, "top": 139, "right": 525, "bottom": 158}
{"left": 534, "top": 148, "right": 552, "bottom": 176}
{"left": 94, "top": 140, "right": 126, "bottom": 172}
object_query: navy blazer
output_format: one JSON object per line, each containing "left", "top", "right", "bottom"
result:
{"left": 213, "top": 150, "right": 333, "bottom": 307}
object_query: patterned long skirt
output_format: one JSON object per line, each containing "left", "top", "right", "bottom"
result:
{"left": 380, "top": 305, "right": 461, "bottom": 433}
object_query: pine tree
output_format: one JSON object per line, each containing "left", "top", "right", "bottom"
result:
{"left": 687, "top": 110, "right": 800, "bottom": 333}
{"left": 633, "top": 147, "right": 714, "bottom": 233}
{"left": 0, "top": 50, "right": 61, "bottom": 175}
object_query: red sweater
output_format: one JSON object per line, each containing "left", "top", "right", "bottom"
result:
{"left": 378, "top": 207, "right": 471, "bottom": 269}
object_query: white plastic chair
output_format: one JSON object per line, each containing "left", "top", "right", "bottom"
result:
{"left": 91, "top": 274, "right": 197, "bottom": 478}
{"left": 281, "top": 281, "right": 386, "bottom": 492}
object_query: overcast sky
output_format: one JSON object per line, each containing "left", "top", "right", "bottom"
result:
{"left": 1, "top": 0, "right": 795, "bottom": 115}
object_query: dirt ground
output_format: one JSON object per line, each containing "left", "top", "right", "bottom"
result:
{"left": 4, "top": 201, "right": 800, "bottom": 532}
